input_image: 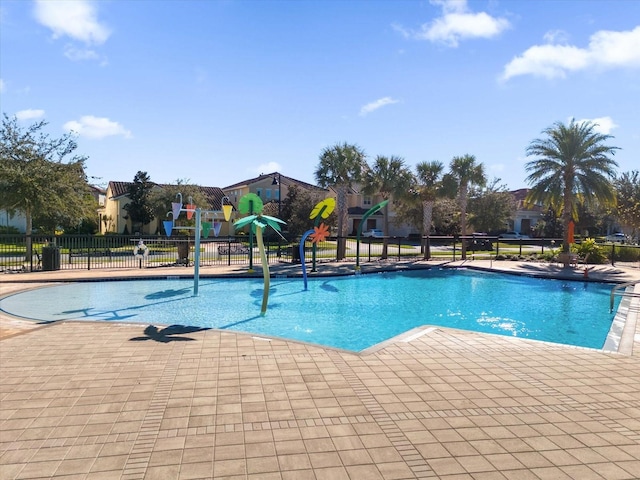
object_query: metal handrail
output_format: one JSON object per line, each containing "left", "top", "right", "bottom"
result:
{"left": 610, "top": 280, "right": 640, "bottom": 313}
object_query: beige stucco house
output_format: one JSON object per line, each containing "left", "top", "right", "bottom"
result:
{"left": 222, "top": 172, "right": 329, "bottom": 212}
{"left": 101, "top": 182, "right": 233, "bottom": 236}
{"left": 220, "top": 173, "right": 414, "bottom": 237}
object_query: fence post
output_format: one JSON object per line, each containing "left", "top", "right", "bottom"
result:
{"left": 611, "top": 244, "right": 615, "bottom": 266}
{"left": 88, "top": 234, "right": 92, "bottom": 270}
{"left": 28, "top": 234, "right": 33, "bottom": 272}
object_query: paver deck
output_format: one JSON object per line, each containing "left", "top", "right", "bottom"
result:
{"left": 1, "top": 260, "right": 639, "bottom": 479}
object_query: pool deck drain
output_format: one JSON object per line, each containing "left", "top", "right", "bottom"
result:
{"left": 1, "top": 260, "right": 639, "bottom": 479}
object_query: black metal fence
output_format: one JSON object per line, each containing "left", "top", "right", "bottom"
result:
{"left": 1, "top": 234, "right": 638, "bottom": 273}
{"left": 0, "top": 234, "right": 292, "bottom": 272}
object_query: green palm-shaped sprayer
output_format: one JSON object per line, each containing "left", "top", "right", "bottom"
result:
{"left": 234, "top": 193, "right": 286, "bottom": 314}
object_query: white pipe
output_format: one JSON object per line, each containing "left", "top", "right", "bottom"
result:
{"left": 194, "top": 208, "right": 201, "bottom": 296}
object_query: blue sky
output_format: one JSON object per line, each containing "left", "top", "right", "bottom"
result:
{"left": 1, "top": 0, "right": 638, "bottom": 191}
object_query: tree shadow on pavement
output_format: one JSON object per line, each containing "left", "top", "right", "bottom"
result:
{"left": 130, "top": 324, "right": 210, "bottom": 343}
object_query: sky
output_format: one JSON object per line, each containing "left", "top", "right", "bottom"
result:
{"left": 1, "top": 0, "right": 639, "bottom": 191}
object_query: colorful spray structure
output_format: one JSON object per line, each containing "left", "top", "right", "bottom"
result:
{"left": 163, "top": 193, "right": 234, "bottom": 296}
{"left": 164, "top": 193, "right": 384, "bottom": 314}
{"left": 299, "top": 198, "right": 335, "bottom": 289}
{"left": 233, "top": 193, "right": 286, "bottom": 314}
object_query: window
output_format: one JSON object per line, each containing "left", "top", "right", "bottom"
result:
{"left": 363, "top": 196, "right": 372, "bottom": 206}
{"left": 266, "top": 189, "right": 272, "bottom": 199}
{"left": 256, "top": 188, "right": 262, "bottom": 198}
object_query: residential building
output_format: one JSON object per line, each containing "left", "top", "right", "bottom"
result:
{"left": 223, "top": 173, "right": 407, "bottom": 238}
{"left": 345, "top": 186, "right": 385, "bottom": 235}
{"left": 508, "top": 188, "right": 544, "bottom": 236}
{"left": 222, "top": 172, "right": 329, "bottom": 216}
{"left": 220, "top": 172, "right": 412, "bottom": 237}
{"left": 102, "top": 182, "right": 232, "bottom": 236}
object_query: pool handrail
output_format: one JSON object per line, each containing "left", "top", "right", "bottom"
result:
{"left": 610, "top": 280, "right": 640, "bottom": 313}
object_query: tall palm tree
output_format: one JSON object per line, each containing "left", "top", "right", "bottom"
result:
{"left": 614, "top": 171, "right": 640, "bottom": 241}
{"left": 525, "top": 119, "right": 619, "bottom": 255}
{"left": 414, "top": 161, "right": 444, "bottom": 259}
{"left": 315, "top": 142, "right": 367, "bottom": 260}
{"left": 446, "top": 154, "right": 486, "bottom": 259}
{"left": 363, "top": 155, "right": 413, "bottom": 258}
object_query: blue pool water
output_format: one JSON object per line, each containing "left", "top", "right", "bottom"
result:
{"left": 0, "top": 269, "right": 620, "bottom": 351}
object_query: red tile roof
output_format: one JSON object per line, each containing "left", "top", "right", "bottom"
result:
{"left": 107, "top": 182, "right": 229, "bottom": 209}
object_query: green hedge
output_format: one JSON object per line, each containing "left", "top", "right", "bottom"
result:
{"left": 612, "top": 246, "right": 640, "bottom": 262}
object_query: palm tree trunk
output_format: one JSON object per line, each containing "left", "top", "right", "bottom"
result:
{"left": 460, "top": 184, "right": 468, "bottom": 260}
{"left": 381, "top": 201, "right": 389, "bottom": 259}
{"left": 422, "top": 200, "right": 433, "bottom": 260}
{"left": 562, "top": 188, "right": 572, "bottom": 254}
{"left": 336, "top": 185, "right": 348, "bottom": 260}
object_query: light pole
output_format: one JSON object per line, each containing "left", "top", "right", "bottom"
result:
{"left": 272, "top": 173, "right": 282, "bottom": 257}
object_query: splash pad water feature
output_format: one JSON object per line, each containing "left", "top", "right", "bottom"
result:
{"left": 163, "top": 193, "right": 234, "bottom": 296}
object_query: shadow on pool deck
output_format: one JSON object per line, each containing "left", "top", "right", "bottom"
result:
{"left": 130, "top": 324, "right": 211, "bottom": 343}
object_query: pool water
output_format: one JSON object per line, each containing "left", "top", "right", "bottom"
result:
{"left": 0, "top": 269, "right": 620, "bottom": 351}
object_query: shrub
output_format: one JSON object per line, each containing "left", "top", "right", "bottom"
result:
{"left": 613, "top": 245, "right": 640, "bottom": 262}
{"left": 573, "top": 238, "right": 607, "bottom": 264}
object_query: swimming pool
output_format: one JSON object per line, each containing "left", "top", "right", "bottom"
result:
{"left": 0, "top": 269, "right": 620, "bottom": 351}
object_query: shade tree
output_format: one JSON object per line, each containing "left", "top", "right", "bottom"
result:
{"left": 0, "top": 114, "right": 92, "bottom": 258}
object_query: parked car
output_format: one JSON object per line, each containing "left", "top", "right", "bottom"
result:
{"left": 605, "top": 232, "right": 625, "bottom": 243}
{"left": 499, "top": 231, "right": 527, "bottom": 239}
{"left": 362, "top": 229, "right": 384, "bottom": 238}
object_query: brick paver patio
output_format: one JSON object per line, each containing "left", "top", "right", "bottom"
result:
{"left": 1, "top": 260, "right": 639, "bottom": 479}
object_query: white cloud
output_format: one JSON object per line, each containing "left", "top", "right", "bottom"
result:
{"left": 576, "top": 116, "right": 618, "bottom": 135}
{"left": 359, "top": 97, "right": 399, "bottom": 116}
{"left": 33, "top": 0, "right": 110, "bottom": 45}
{"left": 398, "top": 0, "right": 510, "bottom": 47}
{"left": 391, "top": 23, "right": 411, "bottom": 39}
{"left": 16, "top": 109, "right": 45, "bottom": 121}
{"left": 431, "top": 0, "right": 467, "bottom": 15}
{"left": 64, "top": 45, "right": 100, "bottom": 61}
{"left": 589, "top": 27, "right": 640, "bottom": 67}
{"left": 502, "top": 26, "right": 640, "bottom": 81}
{"left": 502, "top": 44, "right": 590, "bottom": 80}
{"left": 543, "top": 29, "right": 570, "bottom": 44}
{"left": 63, "top": 116, "right": 132, "bottom": 139}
